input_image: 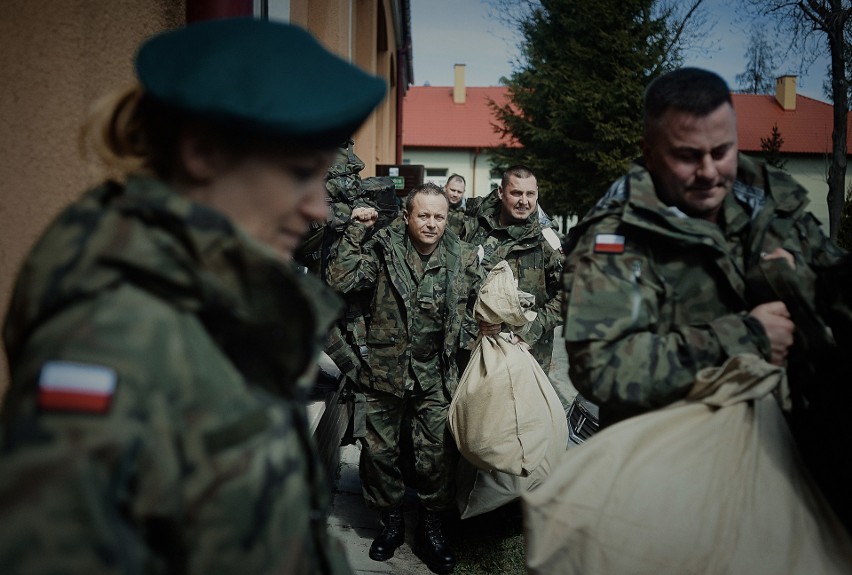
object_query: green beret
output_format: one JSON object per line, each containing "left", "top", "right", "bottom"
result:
{"left": 136, "top": 18, "right": 386, "bottom": 146}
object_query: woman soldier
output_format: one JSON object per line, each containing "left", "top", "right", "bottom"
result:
{"left": 0, "top": 18, "right": 384, "bottom": 574}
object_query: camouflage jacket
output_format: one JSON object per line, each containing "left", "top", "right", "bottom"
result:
{"left": 327, "top": 218, "right": 484, "bottom": 397}
{"left": 563, "top": 154, "right": 847, "bottom": 426}
{"left": 0, "top": 176, "right": 351, "bottom": 575}
{"left": 446, "top": 201, "right": 466, "bottom": 237}
{"left": 460, "top": 193, "right": 564, "bottom": 370}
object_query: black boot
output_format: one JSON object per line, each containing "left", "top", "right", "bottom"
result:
{"left": 415, "top": 509, "right": 456, "bottom": 574}
{"left": 369, "top": 508, "right": 405, "bottom": 561}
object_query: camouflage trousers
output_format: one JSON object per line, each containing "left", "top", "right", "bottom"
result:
{"left": 359, "top": 385, "right": 457, "bottom": 512}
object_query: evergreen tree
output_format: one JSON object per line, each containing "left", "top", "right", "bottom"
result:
{"left": 760, "top": 122, "right": 787, "bottom": 169}
{"left": 490, "top": 0, "right": 703, "bottom": 220}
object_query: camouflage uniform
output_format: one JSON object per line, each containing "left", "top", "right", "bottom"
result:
{"left": 446, "top": 201, "right": 466, "bottom": 237}
{"left": 0, "top": 176, "right": 351, "bottom": 575}
{"left": 327, "top": 218, "right": 484, "bottom": 511}
{"left": 563, "top": 154, "right": 848, "bottom": 426}
{"left": 460, "top": 192, "right": 564, "bottom": 371}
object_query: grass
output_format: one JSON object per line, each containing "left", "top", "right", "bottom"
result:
{"left": 450, "top": 502, "right": 527, "bottom": 575}
{"left": 455, "top": 532, "right": 526, "bottom": 574}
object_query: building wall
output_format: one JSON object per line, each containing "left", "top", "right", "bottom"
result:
{"left": 0, "top": 0, "right": 186, "bottom": 394}
{"left": 743, "top": 153, "right": 852, "bottom": 232}
{"left": 288, "top": 0, "right": 399, "bottom": 176}
{"left": 403, "top": 148, "right": 499, "bottom": 198}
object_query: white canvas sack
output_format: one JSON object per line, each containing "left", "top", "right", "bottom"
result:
{"left": 448, "top": 260, "right": 568, "bottom": 477}
{"left": 523, "top": 354, "right": 852, "bottom": 575}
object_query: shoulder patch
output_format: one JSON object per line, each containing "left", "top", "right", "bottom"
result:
{"left": 37, "top": 361, "right": 117, "bottom": 414}
{"left": 594, "top": 233, "right": 625, "bottom": 254}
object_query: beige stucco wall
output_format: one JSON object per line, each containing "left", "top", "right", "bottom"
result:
{"left": 782, "top": 156, "right": 852, "bottom": 232}
{"left": 289, "top": 0, "right": 399, "bottom": 177}
{"left": 0, "top": 1, "right": 185, "bottom": 395}
{"left": 742, "top": 153, "right": 852, "bottom": 233}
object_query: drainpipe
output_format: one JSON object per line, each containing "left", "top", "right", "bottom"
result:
{"left": 396, "top": 48, "right": 407, "bottom": 163}
{"left": 471, "top": 147, "right": 480, "bottom": 197}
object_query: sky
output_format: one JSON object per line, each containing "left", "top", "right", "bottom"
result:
{"left": 409, "top": 0, "right": 832, "bottom": 101}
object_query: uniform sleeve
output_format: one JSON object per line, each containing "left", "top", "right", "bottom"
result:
{"left": 1, "top": 288, "right": 352, "bottom": 575}
{"left": 0, "top": 335, "right": 181, "bottom": 573}
{"left": 563, "top": 243, "right": 766, "bottom": 413}
{"left": 325, "top": 221, "right": 379, "bottom": 293}
{"left": 521, "top": 244, "right": 564, "bottom": 347}
{"left": 458, "top": 244, "right": 489, "bottom": 345}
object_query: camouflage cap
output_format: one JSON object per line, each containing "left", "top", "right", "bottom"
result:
{"left": 136, "top": 18, "right": 386, "bottom": 146}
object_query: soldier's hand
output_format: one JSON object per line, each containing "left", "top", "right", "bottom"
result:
{"left": 478, "top": 320, "right": 502, "bottom": 337}
{"left": 509, "top": 333, "right": 531, "bottom": 352}
{"left": 749, "top": 301, "right": 795, "bottom": 366}
{"left": 351, "top": 207, "right": 379, "bottom": 228}
{"left": 760, "top": 247, "right": 796, "bottom": 270}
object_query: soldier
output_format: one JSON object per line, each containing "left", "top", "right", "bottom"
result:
{"left": 296, "top": 143, "right": 398, "bottom": 387}
{"left": 460, "top": 165, "right": 564, "bottom": 372}
{"left": 0, "top": 18, "right": 385, "bottom": 574}
{"left": 327, "top": 182, "right": 485, "bottom": 574}
{"left": 444, "top": 173, "right": 467, "bottom": 235}
{"left": 562, "top": 68, "right": 852, "bottom": 524}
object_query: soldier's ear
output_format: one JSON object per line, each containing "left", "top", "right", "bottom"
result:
{"left": 402, "top": 209, "right": 409, "bottom": 224}
{"left": 178, "top": 127, "right": 228, "bottom": 182}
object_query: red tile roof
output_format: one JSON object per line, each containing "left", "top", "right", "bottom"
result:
{"left": 403, "top": 85, "right": 851, "bottom": 155}
{"left": 732, "top": 93, "right": 851, "bottom": 154}
{"left": 402, "top": 86, "right": 519, "bottom": 148}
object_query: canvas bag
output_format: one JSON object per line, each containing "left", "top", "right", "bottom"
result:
{"left": 523, "top": 354, "right": 852, "bottom": 575}
{"left": 455, "top": 450, "right": 556, "bottom": 520}
{"left": 448, "top": 260, "right": 568, "bottom": 477}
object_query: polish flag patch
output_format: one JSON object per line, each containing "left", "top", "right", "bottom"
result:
{"left": 37, "top": 361, "right": 117, "bottom": 414}
{"left": 594, "top": 234, "right": 626, "bottom": 254}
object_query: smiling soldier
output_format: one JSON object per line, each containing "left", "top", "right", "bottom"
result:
{"left": 460, "top": 165, "right": 564, "bottom": 372}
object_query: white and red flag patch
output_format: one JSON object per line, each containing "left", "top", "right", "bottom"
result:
{"left": 37, "top": 361, "right": 117, "bottom": 414}
{"left": 594, "top": 233, "right": 626, "bottom": 254}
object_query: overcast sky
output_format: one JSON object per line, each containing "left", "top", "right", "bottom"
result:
{"left": 409, "top": 0, "right": 831, "bottom": 101}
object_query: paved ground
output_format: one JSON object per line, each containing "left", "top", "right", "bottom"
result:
{"left": 327, "top": 328, "right": 576, "bottom": 574}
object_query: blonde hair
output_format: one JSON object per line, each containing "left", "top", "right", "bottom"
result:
{"left": 79, "top": 84, "right": 155, "bottom": 182}
{"left": 80, "top": 84, "right": 191, "bottom": 183}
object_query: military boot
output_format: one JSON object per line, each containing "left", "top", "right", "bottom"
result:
{"left": 368, "top": 508, "right": 405, "bottom": 561}
{"left": 415, "top": 508, "right": 456, "bottom": 574}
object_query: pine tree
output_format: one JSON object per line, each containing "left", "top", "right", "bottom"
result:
{"left": 490, "top": 0, "right": 701, "bottom": 220}
{"left": 760, "top": 122, "right": 787, "bottom": 169}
